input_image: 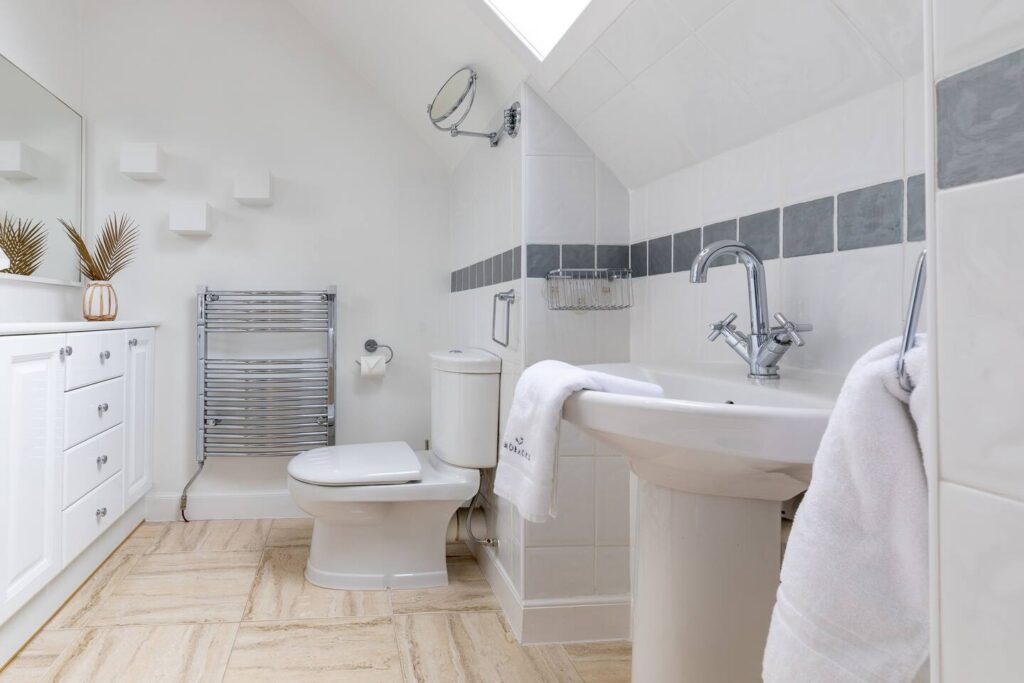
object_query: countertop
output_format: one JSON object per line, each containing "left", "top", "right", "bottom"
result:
{"left": 0, "top": 320, "right": 161, "bottom": 336}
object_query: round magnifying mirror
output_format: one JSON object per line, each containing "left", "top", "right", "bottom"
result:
{"left": 429, "top": 68, "right": 476, "bottom": 131}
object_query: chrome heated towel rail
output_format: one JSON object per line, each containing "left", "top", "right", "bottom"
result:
{"left": 180, "top": 287, "right": 336, "bottom": 520}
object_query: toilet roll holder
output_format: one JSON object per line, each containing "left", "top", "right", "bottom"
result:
{"left": 355, "top": 338, "right": 394, "bottom": 366}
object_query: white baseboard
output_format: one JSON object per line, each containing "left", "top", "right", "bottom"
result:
{"left": 146, "top": 489, "right": 307, "bottom": 522}
{"left": 1, "top": 500, "right": 146, "bottom": 667}
{"left": 473, "top": 543, "right": 631, "bottom": 645}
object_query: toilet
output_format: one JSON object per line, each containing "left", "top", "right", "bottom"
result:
{"left": 287, "top": 348, "right": 500, "bottom": 590}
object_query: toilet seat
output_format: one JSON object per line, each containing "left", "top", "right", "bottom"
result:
{"left": 288, "top": 441, "right": 422, "bottom": 486}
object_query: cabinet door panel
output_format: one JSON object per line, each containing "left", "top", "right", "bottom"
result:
{"left": 124, "top": 329, "right": 155, "bottom": 507}
{"left": 0, "top": 334, "right": 65, "bottom": 623}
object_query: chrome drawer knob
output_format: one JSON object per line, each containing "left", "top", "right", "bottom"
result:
{"left": 95, "top": 507, "right": 107, "bottom": 518}
{"left": 97, "top": 455, "right": 108, "bottom": 466}
{"left": 98, "top": 403, "right": 109, "bottom": 414}
{"left": 100, "top": 350, "right": 111, "bottom": 361}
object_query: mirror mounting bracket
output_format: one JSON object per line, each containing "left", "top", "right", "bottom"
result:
{"left": 447, "top": 101, "right": 520, "bottom": 147}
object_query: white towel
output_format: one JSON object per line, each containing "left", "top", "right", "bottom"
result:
{"left": 763, "top": 337, "right": 930, "bottom": 682}
{"left": 493, "top": 360, "right": 663, "bottom": 523}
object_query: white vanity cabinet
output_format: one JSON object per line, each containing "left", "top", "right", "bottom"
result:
{"left": 0, "top": 334, "right": 66, "bottom": 624}
{"left": 0, "top": 325, "right": 157, "bottom": 626}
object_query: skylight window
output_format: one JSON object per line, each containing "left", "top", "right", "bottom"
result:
{"left": 484, "top": 0, "right": 593, "bottom": 60}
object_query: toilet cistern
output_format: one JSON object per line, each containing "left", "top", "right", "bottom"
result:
{"left": 690, "top": 240, "right": 812, "bottom": 379}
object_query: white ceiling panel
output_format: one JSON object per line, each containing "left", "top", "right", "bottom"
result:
{"left": 666, "top": 0, "right": 736, "bottom": 30}
{"left": 595, "top": 0, "right": 692, "bottom": 79}
{"left": 830, "top": 0, "right": 924, "bottom": 76}
{"left": 545, "top": 47, "right": 628, "bottom": 126}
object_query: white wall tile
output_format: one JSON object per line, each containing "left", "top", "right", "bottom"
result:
{"left": 596, "top": 160, "right": 630, "bottom": 243}
{"left": 629, "top": 186, "right": 648, "bottom": 242}
{"left": 595, "top": 546, "right": 632, "bottom": 595}
{"left": 698, "top": 0, "right": 898, "bottom": 126}
{"left": 596, "top": 456, "right": 631, "bottom": 546}
{"left": 939, "top": 483, "right": 1024, "bottom": 680}
{"left": 830, "top": 0, "right": 924, "bottom": 76}
{"left": 524, "top": 546, "right": 597, "bottom": 599}
{"left": 933, "top": 0, "right": 1024, "bottom": 79}
{"left": 700, "top": 134, "right": 780, "bottom": 224}
{"left": 524, "top": 156, "right": 596, "bottom": 244}
{"left": 596, "top": 307, "right": 632, "bottom": 362}
{"left": 525, "top": 88, "right": 594, "bottom": 157}
{"left": 780, "top": 81, "right": 904, "bottom": 203}
{"left": 524, "top": 456, "right": 596, "bottom": 547}
{"left": 646, "top": 163, "right": 701, "bottom": 236}
{"left": 903, "top": 73, "right": 926, "bottom": 176}
{"left": 936, "top": 176, "right": 1024, "bottom": 503}
{"left": 596, "top": 0, "right": 692, "bottom": 80}
{"left": 546, "top": 48, "right": 629, "bottom": 127}
{"left": 525, "top": 280, "right": 598, "bottom": 364}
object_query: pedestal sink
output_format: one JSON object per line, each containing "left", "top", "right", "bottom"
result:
{"left": 562, "top": 362, "right": 839, "bottom": 682}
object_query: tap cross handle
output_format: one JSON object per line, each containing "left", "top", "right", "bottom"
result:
{"left": 773, "top": 313, "right": 812, "bottom": 347}
{"left": 708, "top": 313, "right": 738, "bottom": 341}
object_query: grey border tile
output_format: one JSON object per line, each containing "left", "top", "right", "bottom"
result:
{"left": 837, "top": 180, "right": 904, "bottom": 251}
{"left": 596, "top": 245, "right": 629, "bottom": 270}
{"left": 907, "top": 174, "right": 926, "bottom": 242}
{"left": 490, "top": 254, "right": 502, "bottom": 284}
{"left": 502, "top": 249, "right": 515, "bottom": 282}
{"left": 561, "top": 244, "right": 596, "bottom": 269}
{"left": 783, "top": 197, "right": 834, "bottom": 257}
{"left": 672, "top": 228, "right": 701, "bottom": 272}
{"left": 513, "top": 246, "right": 522, "bottom": 279}
{"left": 702, "top": 219, "right": 738, "bottom": 266}
{"left": 630, "top": 241, "right": 647, "bottom": 277}
{"left": 937, "top": 47, "right": 1024, "bottom": 188}
{"left": 738, "top": 209, "right": 780, "bottom": 260}
{"left": 648, "top": 235, "right": 672, "bottom": 275}
{"left": 526, "top": 244, "right": 560, "bottom": 278}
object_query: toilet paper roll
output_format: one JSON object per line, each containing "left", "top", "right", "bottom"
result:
{"left": 360, "top": 355, "right": 386, "bottom": 377}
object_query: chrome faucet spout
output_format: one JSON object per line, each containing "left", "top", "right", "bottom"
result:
{"left": 689, "top": 240, "right": 811, "bottom": 379}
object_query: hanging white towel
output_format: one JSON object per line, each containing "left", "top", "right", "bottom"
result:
{"left": 493, "top": 360, "right": 663, "bottom": 523}
{"left": 763, "top": 337, "right": 930, "bottom": 683}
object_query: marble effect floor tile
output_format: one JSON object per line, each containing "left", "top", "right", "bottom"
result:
{"left": 45, "top": 624, "right": 236, "bottom": 682}
{"left": 116, "top": 521, "right": 167, "bottom": 554}
{"left": 224, "top": 617, "right": 403, "bottom": 682}
{"left": 85, "top": 551, "right": 261, "bottom": 626}
{"left": 149, "top": 519, "right": 272, "bottom": 553}
{"left": 563, "top": 641, "right": 632, "bottom": 683}
{"left": 244, "top": 548, "right": 390, "bottom": 621}
{"left": 395, "top": 611, "right": 582, "bottom": 682}
{"left": 266, "top": 518, "right": 313, "bottom": 547}
{"left": 47, "top": 551, "right": 139, "bottom": 629}
{"left": 389, "top": 557, "right": 500, "bottom": 615}
{"left": 0, "top": 630, "right": 82, "bottom": 682}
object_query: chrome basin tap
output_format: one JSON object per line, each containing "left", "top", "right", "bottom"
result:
{"left": 690, "top": 240, "right": 811, "bottom": 379}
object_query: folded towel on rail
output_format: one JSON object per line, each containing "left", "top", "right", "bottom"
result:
{"left": 493, "top": 360, "right": 663, "bottom": 524}
{"left": 763, "top": 337, "right": 930, "bottom": 683}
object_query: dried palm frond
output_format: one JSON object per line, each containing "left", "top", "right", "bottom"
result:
{"left": 60, "top": 213, "right": 139, "bottom": 282}
{"left": 0, "top": 213, "right": 47, "bottom": 276}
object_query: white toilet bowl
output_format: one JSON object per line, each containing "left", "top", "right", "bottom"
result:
{"left": 287, "top": 442, "right": 479, "bottom": 589}
{"left": 286, "top": 348, "right": 501, "bottom": 590}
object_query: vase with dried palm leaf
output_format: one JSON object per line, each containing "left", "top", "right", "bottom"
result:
{"left": 0, "top": 213, "right": 47, "bottom": 276}
{"left": 61, "top": 214, "right": 139, "bottom": 321}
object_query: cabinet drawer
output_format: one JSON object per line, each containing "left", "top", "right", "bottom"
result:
{"left": 65, "top": 330, "right": 126, "bottom": 390}
{"left": 63, "top": 424, "right": 124, "bottom": 509}
{"left": 64, "top": 377, "right": 125, "bottom": 449}
{"left": 62, "top": 472, "right": 124, "bottom": 566}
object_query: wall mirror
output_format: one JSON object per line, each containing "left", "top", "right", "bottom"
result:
{"left": 0, "top": 52, "right": 83, "bottom": 286}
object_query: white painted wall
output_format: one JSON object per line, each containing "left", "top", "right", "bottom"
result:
{"left": 630, "top": 76, "right": 927, "bottom": 377}
{"left": 0, "top": 0, "right": 84, "bottom": 320}
{"left": 77, "top": 0, "right": 450, "bottom": 516}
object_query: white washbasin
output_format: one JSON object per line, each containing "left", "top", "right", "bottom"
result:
{"left": 562, "top": 362, "right": 840, "bottom": 501}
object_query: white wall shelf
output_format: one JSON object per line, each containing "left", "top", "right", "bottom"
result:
{"left": 119, "top": 143, "right": 164, "bottom": 180}
{"left": 169, "top": 202, "right": 211, "bottom": 236}
{"left": 234, "top": 169, "right": 272, "bottom": 206}
{"left": 0, "top": 142, "right": 40, "bottom": 179}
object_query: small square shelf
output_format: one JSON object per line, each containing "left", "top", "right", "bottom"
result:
{"left": 234, "top": 169, "right": 272, "bottom": 206}
{"left": 170, "top": 201, "right": 211, "bottom": 236}
{"left": 0, "top": 141, "right": 40, "bottom": 179}
{"left": 120, "top": 143, "right": 164, "bottom": 180}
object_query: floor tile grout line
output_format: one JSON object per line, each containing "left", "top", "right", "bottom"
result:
{"left": 388, "top": 592, "right": 413, "bottom": 683}
{"left": 222, "top": 544, "right": 266, "bottom": 683}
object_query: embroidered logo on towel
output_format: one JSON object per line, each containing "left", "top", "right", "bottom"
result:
{"left": 503, "top": 435, "right": 531, "bottom": 461}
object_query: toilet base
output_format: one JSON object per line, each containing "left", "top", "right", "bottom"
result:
{"left": 303, "top": 499, "right": 464, "bottom": 590}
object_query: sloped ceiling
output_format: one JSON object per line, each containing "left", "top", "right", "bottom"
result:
{"left": 291, "top": 0, "right": 922, "bottom": 188}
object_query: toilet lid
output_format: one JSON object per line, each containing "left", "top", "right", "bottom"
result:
{"left": 288, "top": 442, "right": 423, "bottom": 486}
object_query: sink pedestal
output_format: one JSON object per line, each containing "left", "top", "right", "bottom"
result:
{"left": 633, "top": 479, "right": 781, "bottom": 682}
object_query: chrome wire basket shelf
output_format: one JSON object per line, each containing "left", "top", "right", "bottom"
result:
{"left": 545, "top": 268, "right": 633, "bottom": 311}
